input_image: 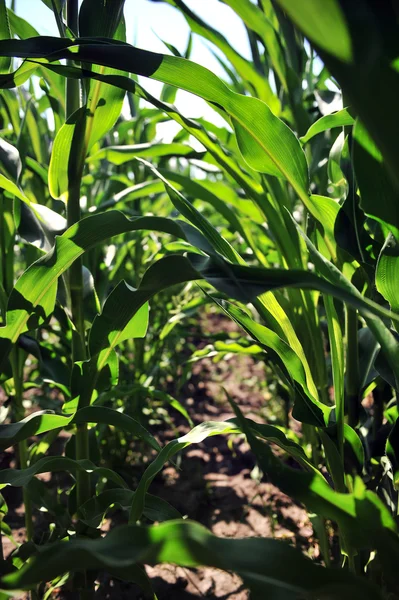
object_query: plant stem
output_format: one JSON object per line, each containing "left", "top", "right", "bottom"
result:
{"left": 65, "top": 1, "right": 79, "bottom": 116}
{"left": 19, "top": 439, "right": 33, "bottom": 541}
{"left": 309, "top": 514, "right": 331, "bottom": 567}
{"left": 11, "top": 348, "right": 34, "bottom": 542}
{"left": 346, "top": 308, "right": 360, "bottom": 427}
{"left": 51, "top": 0, "right": 66, "bottom": 37}
{"left": 0, "top": 526, "right": 3, "bottom": 561}
{"left": 65, "top": 0, "right": 91, "bottom": 511}
{"left": 10, "top": 356, "right": 37, "bottom": 600}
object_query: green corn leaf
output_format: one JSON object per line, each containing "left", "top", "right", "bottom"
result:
{"left": 70, "top": 293, "right": 149, "bottom": 408}
{"left": 97, "top": 180, "right": 166, "bottom": 211}
{"left": 0, "top": 411, "right": 72, "bottom": 450}
{"left": 300, "top": 108, "right": 355, "bottom": 144}
{"left": 89, "top": 288, "right": 148, "bottom": 357}
{"left": 8, "top": 61, "right": 264, "bottom": 200}
{"left": 73, "top": 406, "right": 160, "bottom": 452}
{"left": 305, "top": 194, "right": 340, "bottom": 261}
{"left": 140, "top": 159, "right": 242, "bottom": 265}
{"left": 228, "top": 398, "right": 399, "bottom": 575}
{"left": 1, "top": 519, "right": 380, "bottom": 599}
{"left": 7, "top": 8, "right": 40, "bottom": 39}
{"left": 221, "top": 0, "right": 288, "bottom": 92}
{"left": 159, "top": 169, "right": 267, "bottom": 265}
{"left": 0, "top": 0, "right": 11, "bottom": 74}
{"left": 191, "top": 254, "right": 399, "bottom": 325}
{"left": 79, "top": 0, "right": 125, "bottom": 39}
{"left": 78, "top": 488, "right": 181, "bottom": 528}
{"left": 88, "top": 142, "right": 204, "bottom": 165}
{"left": 0, "top": 405, "right": 160, "bottom": 452}
{"left": 0, "top": 456, "right": 128, "bottom": 490}
{"left": 48, "top": 105, "right": 86, "bottom": 202}
{"left": 24, "top": 100, "right": 47, "bottom": 164}
{"left": 344, "top": 423, "right": 365, "bottom": 474}
{"left": 160, "top": 170, "right": 264, "bottom": 224}
{"left": 0, "top": 212, "right": 202, "bottom": 358}
{"left": 68, "top": 347, "right": 119, "bottom": 409}
{"left": 131, "top": 79, "right": 263, "bottom": 197}
{"left": 0, "top": 37, "right": 310, "bottom": 201}
{"left": 189, "top": 342, "right": 263, "bottom": 363}
{"left": 376, "top": 234, "right": 399, "bottom": 313}
{"left": 165, "top": 0, "right": 280, "bottom": 112}
{"left": 215, "top": 299, "right": 330, "bottom": 426}
{"left": 0, "top": 172, "right": 29, "bottom": 202}
{"left": 291, "top": 214, "right": 399, "bottom": 390}
{"left": 0, "top": 89, "right": 21, "bottom": 135}
{"left": 0, "top": 55, "right": 52, "bottom": 89}
{"left": 353, "top": 119, "right": 399, "bottom": 240}
{"left": 275, "top": 0, "right": 352, "bottom": 63}
{"left": 230, "top": 417, "right": 323, "bottom": 480}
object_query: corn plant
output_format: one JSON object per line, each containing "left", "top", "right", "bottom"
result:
{"left": 1, "top": 0, "right": 399, "bottom": 599}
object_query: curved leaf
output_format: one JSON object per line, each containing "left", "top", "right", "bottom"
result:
{"left": 0, "top": 411, "right": 72, "bottom": 450}
{"left": 0, "top": 211, "right": 202, "bottom": 362}
{"left": 165, "top": 0, "right": 280, "bottom": 111}
{"left": 216, "top": 299, "right": 330, "bottom": 426}
{"left": 78, "top": 488, "right": 181, "bottom": 528}
{"left": 88, "top": 142, "right": 204, "bottom": 164}
{"left": 0, "top": 37, "right": 310, "bottom": 200}
{"left": 353, "top": 119, "right": 399, "bottom": 239}
{"left": 275, "top": 0, "right": 352, "bottom": 63}
{"left": 89, "top": 286, "right": 149, "bottom": 356}
{"left": 228, "top": 397, "right": 399, "bottom": 575}
{"left": 376, "top": 233, "right": 399, "bottom": 313}
{"left": 1, "top": 520, "right": 381, "bottom": 599}
{"left": 73, "top": 406, "right": 161, "bottom": 452}
{"left": 0, "top": 0, "right": 11, "bottom": 74}
{"left": 0, "top": 406, "right": 159, "bottom": 452}
{"left": 300, "top": 108, "right": 355, "bottom": 144}
{"left": 0, "top": 456, "right": 128, "bottom": 490}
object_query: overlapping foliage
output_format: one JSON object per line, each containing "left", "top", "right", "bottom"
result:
{"left": 1, "top": 0, "right": 399, "bottom": 598}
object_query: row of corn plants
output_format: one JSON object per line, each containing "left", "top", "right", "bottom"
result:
{"left": 1, "top": 0, "right": 399, "bottom": 598}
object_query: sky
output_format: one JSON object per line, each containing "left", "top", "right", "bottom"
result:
{"left": 9, "top": 0, "right": 252, "bottom": 131}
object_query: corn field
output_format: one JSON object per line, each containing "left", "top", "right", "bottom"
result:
{"left": 1, "top": 0, "right": 399, "bottom": 598}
